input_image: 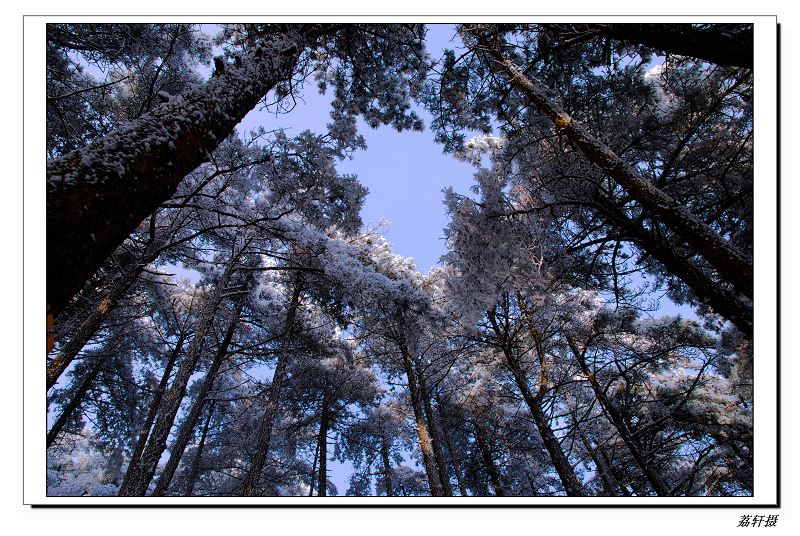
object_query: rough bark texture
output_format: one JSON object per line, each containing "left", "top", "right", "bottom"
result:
{"left": 241, "top": 280, "right": 303, "bottom": 496}
{"left": 419, "top": 376, "right": 454, "bottom": 496}
{"left": 486, "top": 46, "right": 753, "bottom": 303}
{"left": 151, "top": 304, "right": 241, "bottom": 496}
{"left": 47, "top": 33, "right": 305, "bottom": 317}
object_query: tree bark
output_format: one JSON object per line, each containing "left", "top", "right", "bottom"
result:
{"left": 381, "top": 437, "right": 394, "bottom": 497}
{"left": 46, "top": 32, "right": 306, "bottom": 318}
{"left": 241, "top": 278, "right": 303, "bottom": 496}
{"left": 119, "top": 332, "right": 184, "bottom": 492}
{"left": 487, "top": 309, "right": 585, "bottom": 496}
{"left": 418, "top": 375, "right": 453, "bottom": 496}
{"left": 316, "top": 396, "right": 331, "bottom": 497}
{"left": 151, "top": 303, "right": 242, "bottom": 496}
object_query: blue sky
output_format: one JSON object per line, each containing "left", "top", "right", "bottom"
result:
{"left": 237, "top": 24, "right": 478, "bottom": 273}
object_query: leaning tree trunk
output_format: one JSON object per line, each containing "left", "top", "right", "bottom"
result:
{"left": 241, "top": 278, "right": 303, "bottom": 496}
{"left": 46, "top": 31, "right": 306, "bottom": 318}
{"left": 47, "top": 358, "right": 104, "bottom": 448}
{"left": 473, "top": 420, "right": 506, "bottom": 497}
{"left": 472, "top": 35, "right": 753, "bottom": 307}
{"left": 183, "top": 400, "right": 216, "bottom": 497}
{"left": 566, "top": 334, "right": 672, "bottom": 496}
{"left": 151, "top": 302, "right": 242, "bottom": 496}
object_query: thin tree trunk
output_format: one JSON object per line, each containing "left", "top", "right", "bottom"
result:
{"left": 487, "top": 310, "right": 585, "bottom": 496}
{"left": 151, "top": 303, "right": 242, "bottom": 496}
{"left": 381, "top": 437, "right": 394, "bottom": 497}
{"left": 46, "top": 32, "right": 306, "bottom": 317}
{"left": 47, "top": 359, "right": 103, "bottom": 447}
{"left": 118, "top": 252, "right": 239, "bottom": 496}
{"left": 47, "top": 255, "right": 146, "bottom": 390}
{"left": 183, "top": 400, "right": 216, "bottom": 497}
{"left": 473, "top": 421, "right": 506, "bottom": 496}
{"left": 242, "top": 278, "right": 303, "bottom": 496}
{"left": 566, "top": 334, "right": 671, "bottom": 496}
{"left": 119, "top": 333, "right": 185, "bottom": 492}
{"left": 316, "top": 396, "right": 330, "bottom": 497}
{"left": 478, "top": 39, "right": 753, "bottom": 303}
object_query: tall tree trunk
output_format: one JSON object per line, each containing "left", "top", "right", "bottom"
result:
{"left": 183, "top": 400, "right": 215, "bottom": 497}
{"left": 418, "top": 375, "right": 453, "bottom": 496}
{"left": 46, "top": 31, "right": 306, "bottom": 317}
{"left": 566, "top": 334, "right": 672, "bottom": 496}
{"left": 118, "top": 252, "right": 239, "bottom": 496}
{"left": 47, "top": 359, "right": 103, "bottom": 447}
{"left": 438, "top": 412, "right": 469, "bottom": 496}
{"left": 316, "top": 396, "right": 330, "bottom": 497}
{"left": 47, "top": 252, "right": 146, "bottom": 390}
{"left": 381, "top": 437, "right": 394, "bottom": 497}
{"left": 487, "top": 310, "right": 585, "bottom": 496}
{"left": 119, "top": 333, "right": 185, "bottom": 492}
{"left": 241, "top": 278, "right": 303, "bottom": 496}
{"left": 474, "top": 36, "right": 753, "bottom": 304}
{"left": 473, "top": 421, "right": 506, "bottom": 497}
{"left": 399, "top": 342, "right": 444, "bottom": 497}
{"left": 151, "top": 303, "right": 242, "bottom": 496}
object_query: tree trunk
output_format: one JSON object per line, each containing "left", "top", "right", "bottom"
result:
{"left": 487, "top": 309, "right": 585, "bottom": 496}
{"left": 47, "top": 359, "right": 103, "bottom": 447}
{"left": 119, "top": 332, "right": 184, "bottom": 492}
{"left": 183, "top": 400, "right": 215, "bottom": 497}
{"left": 478, "top": 40, "right": 753, "bottom": 303}
{"left": 566, "top": 334, "right": 672, "bottom": 496}
{"left": 47, "top": 252, "right": 147, "bottom": 390}
{"left": 118, "top": 253, "right": 238, "bottom": 496}
{"left": 418, "top": 375, "right": 453, "bottom": 496}
{"left": 474, "top": 421, "right": 506, "bottom": 496}
{"left": 381, "top": 437, "right": 394, "bottom": 497}
{"left": 600, "top": 24, "right": 753, "bottom": 70}
{"left": 399, "top": 343, "right": 444, "bottom": 497}
{"left": 316, "top": 396, "right": 330, "bottom": 497}
{"left": 46, "top": 32, "right": 306, "bottom": 318}
{"left": 151, "top": 303, "right": 242, "bottom": 496}
{"left": 241, "top": 278, "right": 303, "bottom": 496}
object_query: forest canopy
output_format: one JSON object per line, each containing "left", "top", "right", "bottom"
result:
{"left": 42, "top": 22, "right": 762, "bottom": 500}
